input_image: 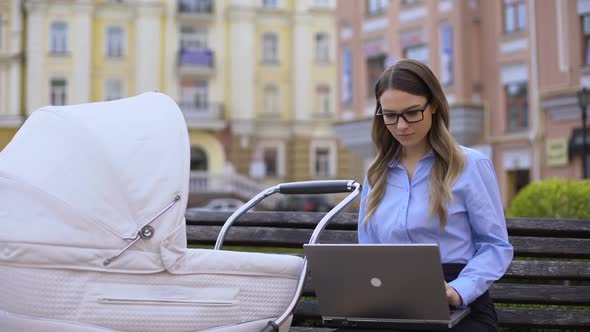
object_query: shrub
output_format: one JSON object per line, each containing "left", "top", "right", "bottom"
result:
{"left": 507, "top": 178, "right": 590, "bottom": 219}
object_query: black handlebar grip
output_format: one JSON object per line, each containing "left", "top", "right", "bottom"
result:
{"left": 277, "top": 180, "right": 356, "bottom": 195}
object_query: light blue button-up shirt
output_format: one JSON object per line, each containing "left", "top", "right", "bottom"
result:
{"left": 358, "top": 146, "right": 514, "bottom": 306}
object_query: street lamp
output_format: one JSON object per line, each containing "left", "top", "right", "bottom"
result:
{"left": 577, "top": 87, "right": 589, "bottom": 179}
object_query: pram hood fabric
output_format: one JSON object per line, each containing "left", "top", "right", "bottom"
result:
{"left": 0, "top": 92, "right": 192, "bottom": 273}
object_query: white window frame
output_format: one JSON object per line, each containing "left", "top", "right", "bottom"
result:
{"left": 258, "top": 141, "right": 285, "bottom": 178}
{"left": 310, "top": 140, "right": 337, "bottom": 177}
{"left": 367, "top": 0, "right": 388, "bottom": 15}
{"left": 0, "top": 14, "right": 4, "bottom": 51}
{"left": 403, "top": 44, "right": 428, "bottom": 64}
{"left": 50, "top": 21, "right": 68, "bottom": 54}
{"left": 262, "top": 0, "right": 280, "bottom": 10}
{"left": 263, "top": 84, "right": 280, "bottom": 114}
{"left": 104, "top": 79, "right": 124, "bottom": 101}
{"left": 50, "top": 78, "right": 68, "bottom": 106}
{"left": 313, "top": 0, "right": 333, "bottom": 9}
{"left": 106, "top": 26, "right": 125, "bottom": 58}
{"left": 262, "top": 32, "right": 279, "bottom": 63}
{"left": 180, "top": 26, "right": 208, "bottom": 49}
{"left": 179, "top": 80, "right": 209, "bottom": 111}
{"left": 315, "top": 32, "right": 330, "bottom": 63}
{"left": 316, "top": 84, "right": 332, "bottom": 114}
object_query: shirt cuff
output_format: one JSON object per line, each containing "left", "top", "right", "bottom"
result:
{"left": 448, "top": 277, "right": 476, "bottom": 307}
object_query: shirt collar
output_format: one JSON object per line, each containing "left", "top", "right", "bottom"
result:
{"left": 387, "top": 150, "right": 434, "bottom": 168}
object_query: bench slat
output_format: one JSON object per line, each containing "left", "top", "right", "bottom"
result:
{"left": 505, "top": 260, "right": 590, "bottom": 279}
{"left": 185, "top": 211, "right": 590, "bottom": 238}
{"left": 490, "top": 284, "right": 590, "bottom": 305}
{"left": 186, "top": 225, "right": 590, "bottom": 258}
{"left": 510, "top": 236, "right": 590, "bottom": 258}
{"left": 294, "top": 300, "right": 590, "bottom": 328}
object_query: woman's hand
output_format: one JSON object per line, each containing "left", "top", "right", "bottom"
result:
{"left": 444, "top": 281, "right": 462, "bottom": 306}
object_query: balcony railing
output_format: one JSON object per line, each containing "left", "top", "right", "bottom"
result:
{"left": 178, "top": 48, "right": 214, "bottom": 76}
{"left": 178, "top": 102, "right": 225, "bottom": 129}
{"left": 178, "top": 0, "right": 212, "bottom": 14}
{"left": 189, "top": 170, "right": 278, "bottom": 209}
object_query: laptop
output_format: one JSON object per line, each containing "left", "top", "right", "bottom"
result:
{"left": 303, "top": 244, "right": 470, "bottom": 330}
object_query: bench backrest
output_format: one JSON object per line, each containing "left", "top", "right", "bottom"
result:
{"left": 185, "top": 210, "right": 590, "bottom": 329}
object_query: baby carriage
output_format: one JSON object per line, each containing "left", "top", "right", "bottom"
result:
{"left": 0, "top": 92, "right": 361, "bottom": 332}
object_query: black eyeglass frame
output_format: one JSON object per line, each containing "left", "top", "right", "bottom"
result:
{"left": 375, "top": 101, "right": 429, "bottom": 126}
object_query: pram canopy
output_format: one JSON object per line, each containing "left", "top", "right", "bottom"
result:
{"left": 0, "top": 92, "right": 191, "bottom": 273}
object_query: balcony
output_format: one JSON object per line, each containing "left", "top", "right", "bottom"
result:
{"left": 178, "top": 48, "right": 214, "bottom": 76}
{"left": 189, "top": 170, "right": 278, "bottom": 209}
{"left": 449, "top": 104, "right": 484, "bottom": 146}
{"left": 179, "top": 102, "right": 225, "bottom": 130}
{"left": 178, "top": 0, "right": 214, "bottom": 22}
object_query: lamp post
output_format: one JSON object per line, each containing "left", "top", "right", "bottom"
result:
{"left": 577, "top": 87, "right": 589, "bottom": 179}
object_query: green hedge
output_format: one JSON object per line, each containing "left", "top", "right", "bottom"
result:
{"left": 507, "top": 178, "right": 590, "bottom": 219}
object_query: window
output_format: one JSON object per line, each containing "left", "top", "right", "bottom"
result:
{"left": 401, "top": 0, "right": 421, "bottom": 4}
{"left": 263, "top": 84, "right": 279, "bottom": 114}
{"left": 180, "top": 26, "right": 208, "bottom": 49}
{"left": 310, "top": 141, "right": 336, "bottom": 177}
{"left": 50, "top": 21, "right": 68, "bottom": 54}
{"left": 505, "top": 82, "right": 528, "bottom": 131}
{"left": 583, "top": 14, "right": 590, "bottom": 65}
{"left": 439, "top": 22, "right": 453, "bottom": 87}
{"left": 179, "top": 80, "right": 209, "bottom": 111}
{"left": 316, "top": 85, "right": 331, "bottom": 114}
{"left": 315, "top": 33, "right": 330, "bottom": 63}
{"left": 50, "top": 79, "right": 67, "bottom": 106}
{"left": 367, "top": 0, "right": 388, "bottom": 15}
{"left": 262, "top": 0, "right": 278, "bottom": 9}
{"left": 367, "top": 55, "right": 386, "bottom": 96}
{"left": 106, "top": 26, "right": 124, "bottom": 57}
{"left": 262, "top": 33, "right": 278, "bottom": 63}
{"left": 0, "top": 14, "right": 4, "bottom": 51}
{"left": 403, "top": 44, "right": 428, "bottom": 64}
{"left": 105, "top": 79, "right": 123, "bottom": 101}
{"left": 190, "top": 146, "right": 208, "bottom": 171}
{"left": 315, "top": 148, "right": 330, "bottom": 176}
{"left": 313, "top": 0, "right": 332, "bottom": 8}
{"left": 179, "top": 0, "right": 212, "bottom": 13}
{"left": 341, "top": 47, "right": 353, "bottom": 105}
{"left": 263, "top": 147, "right": 278, "bottom": 177}
{"left": 504, "top": 0, "right": 527, "bottom": 33}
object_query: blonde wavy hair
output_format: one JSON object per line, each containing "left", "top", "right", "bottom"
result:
{"left": 362, "top": 59, "right": 464, "bottom": 227}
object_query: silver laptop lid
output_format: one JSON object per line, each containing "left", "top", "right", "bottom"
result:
{"left": 303, "top": 244, "right": 451, "bottom": 321}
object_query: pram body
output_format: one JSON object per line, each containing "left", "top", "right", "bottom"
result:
{"left": 0, "top": 92, "right": 361, "bottom": 332}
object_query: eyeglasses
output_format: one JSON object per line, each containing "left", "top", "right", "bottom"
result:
{"left": 375, "top": 102, "right": 429, "bottom": 126}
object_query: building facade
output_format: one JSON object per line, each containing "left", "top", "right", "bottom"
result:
{"left": 0, "top": 0, "right": 24, "bottom": 150}
{"left": 225, "top": 0, "right": 354, "bottom": 188}
{"left": 335, "top": 0, "right": 590, "bottom": 208}
{"left": 5, "top": 0, "right": 352, "bottom": 206}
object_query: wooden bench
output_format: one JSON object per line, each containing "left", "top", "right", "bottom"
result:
{"left": 185, "top": 210, "right": 590, "bottom": 331}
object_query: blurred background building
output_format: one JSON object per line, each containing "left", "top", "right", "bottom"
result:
{"left": 335, "top": 0, "right": 590, "bottom": 207}
{"left": 0, "top": 0, "right": 589, "bottom": 210}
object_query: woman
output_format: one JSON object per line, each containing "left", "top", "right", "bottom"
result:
{"left": 358, "top": 59, "right": 513, "bottom": 331}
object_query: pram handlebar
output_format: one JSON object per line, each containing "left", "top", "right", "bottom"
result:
{"left": 212, "top": 180, "right": 362, "bottom": 332}
{"left": 277, "top": 180, "right": 355, "bottom": 195}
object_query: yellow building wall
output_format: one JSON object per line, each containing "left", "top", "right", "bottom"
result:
{"left": 43, "top": 12, "right": 74, "bottom": 106}
{"left": 255, "top": 13, "right": 293, "bottom": 121}
{"left": 91, "top": 16, "right": 136, "bottom": 102}
{"left": 188, "top": 130, "right": 225, "bottom": 172}
{"left": 0, "top": 128, "right": 17, "bottom": 151}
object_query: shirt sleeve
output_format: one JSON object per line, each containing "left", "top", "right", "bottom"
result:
{"left": 448, "top": 159, "right": 514, "bottom": 306}
{"left": 357, "top": 177, "right": 377, "bottom": 243}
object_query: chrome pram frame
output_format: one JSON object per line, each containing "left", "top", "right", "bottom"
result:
{"left": 213, "top": 180, "right": 362, "bottom": 332}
